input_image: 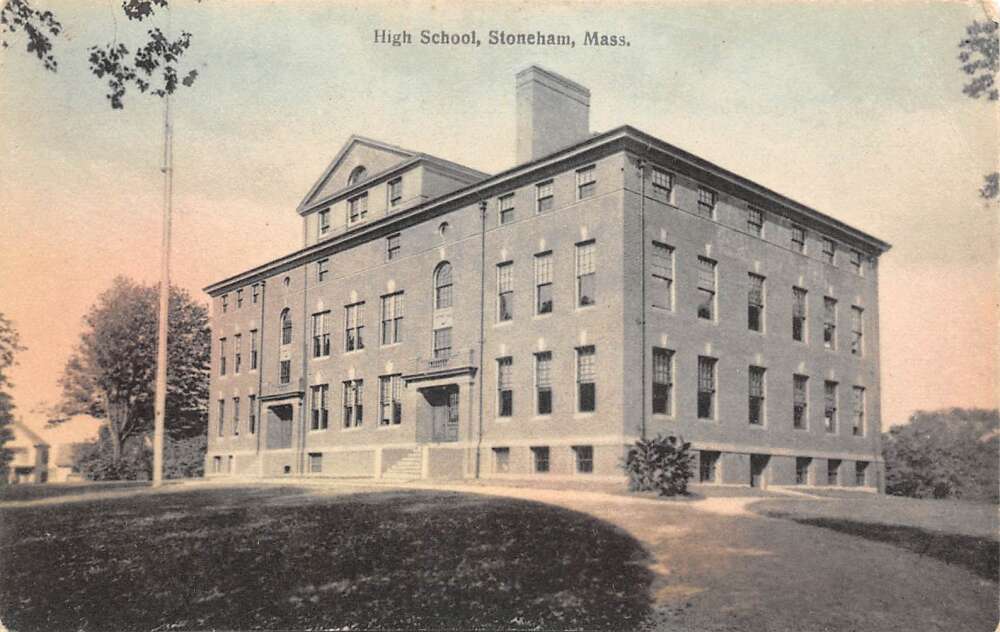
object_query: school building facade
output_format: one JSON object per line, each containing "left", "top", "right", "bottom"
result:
{"left": 204, "top": 66, "right": 890, "bottom": 489}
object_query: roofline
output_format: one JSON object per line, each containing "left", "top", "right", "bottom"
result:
{"left": 205, "top": 125, "right": 890, "bottom": 295}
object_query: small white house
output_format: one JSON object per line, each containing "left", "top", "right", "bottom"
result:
{"left": 7, "top": 420, "right": 50, "bottom": 484}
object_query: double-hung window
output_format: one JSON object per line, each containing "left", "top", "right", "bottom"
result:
{"left": 279, "top": 360, "right": 291, "bottom": 385}
{"left": 851, "top": 306, "right": 864, "bottom": 356}
{"left": 535, "top": 351, "right": 553, "bottom": 415}
{"left": 380, "top": 292, "right": 404, "bottom": 345}
{"left": 574, "top": 446, "right": 594, "bottom": 474}
{"left": 823, "top": 297, "right": 837, "bottom": 350}
{"left": 822, "top": 237, "right": 836, "bottom": 265}
{"left": 651, "top": 242, "right": 674, "bottom": 311}
{"left": 576, "top": 241, "right": 596, "bottom": 307}
{"left": 536, "top": 180, "right": 553, "bottom": 213}
{"left": 576, "top": 346, "right": 596, "bottom": 413}
{"left": 652, "top": 347, "right": 674, "bottom": 415}
{"left": 379, "top": 375, "right": 403, "bottom": 425}
{"left": 221, "top": 294, "right": 229, "bottom": 313}
{"left": 388, "top": 178, "right": 402, "bottom": 208}
{"left": 576, "top": 166, "right": 596, "bottom": 199}
{"left": 252, "top": 284, "right": 260, "bottom": 304}
{"left": 312, "top": 311, "right": 331, "bottom": 358}
{"left": 793, "top": 375, "right": 808, "bottom": 429}
{"left": 249, "top": 329, "right": 258, "bottom": 370}
{"left": 697, "top": 257, "right": 717, "bottom": 320}
{"left": 855, "top": 462, "right": 868, "bottom": 486}
{"left": 499, "top": 193, "right": 515, "bottom": 225}
{"left": 697, "top": 356, "right": 717, "bottom": 419}
{"left": 795, "top": 457, "right": 811, "bottom": 485}
{"left": 651, "top": 168, "right": 672, "bottom": 200}
{"left": 311, "top": 384, "right": 329, "bottom": 430}
{"left": 792, "top": 225, "right": 806, "bottom": 253}
{"left": 236, "top": 289, "right": 244, "bottom": 309}
{"left": 219, "top": 338, "right": 227, "bottom": 376}
{"left": 497, "top": 357, "right": 513, "bottom": 417}
{"left": 248, "top": 394, "right": 257, "bottom": 434}
{"left": 748, "top": 366, "right": 765, "bottom": 425}
{"left": 318, "top": 208, "right": 331, "bottom": 235}
{"left": 850, "top": 249, "right": 863, "bottom": 275}
{"left": 532, "top": 447, "right": 550, "bottom": 473}
{"left": 232, "top": 397, "right": 240, "bottom": 436}
{"left": 432, "top": 327, "right": 452, "bottom": 360}
{"left": 217, "top": 399, "right": 225, "bottom": 436}
{"left": 317, "top": 259, "right": 329, "bottom": 283}
{"left": 342, "top": 379, "right": 364, "bottom": 428}
{"left": 748, "top": 273, "right": 765, "bottom": 332}
{"left": 348, "top": 193, "right": 368, "bottom": 225}
{"left": 386, "top": 234, "right": 401, "bottom": 261}
{"left": 852, "top": 386, "right": 865, "bottom": 436}
{"left": 792, "top": 287, "right": 808, "bottom": 342}
{"left": 233, "top": 334, "right": 242, "bottom": 374}
{"left": 497, "top": 262, "right": 514, "bottom": 322}
{"left": 747, "top": 206, "right": 764, "bottom": 236}
{"left": 824, "top": 381, "right": 838, "bottom": 433}
{"left": 697, "top": 187, "right": 716, "bottom": 219}
{"left": 344, "top": 302, "right": 365, "bottom": 352}
{"left": 534, "top": 252, "right": 553, "bottom": 314}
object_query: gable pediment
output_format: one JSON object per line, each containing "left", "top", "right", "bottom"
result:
{"left": 298, "top": 137, "right": 417, "bottom": 211}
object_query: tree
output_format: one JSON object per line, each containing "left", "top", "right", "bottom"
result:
{"left": 1, "top": 0, "right": 199, "bottom": 109}
{"left": 958, "top": 19, "right": 999, "bottom": 200}
{"left": 622, "top": 434, "right": 694, "bottom": 497}
{"left": 0, "top": 313, "right": 26, "bottom": 484}
{"left": 882, "top": 408, "right": 999, "bottom": 502}
{"left": 52, "top": 276, "right": 210, "bottom": 466}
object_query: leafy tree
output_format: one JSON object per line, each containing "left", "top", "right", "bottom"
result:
{"left": 0, "top": 313, "right": 26, "bottom": 484}
{"left": 52, "top": 276, "right": 210, "bottom": 467}
{"left": 882, "top": 408, "right": 999, "bottom": 502}
{"left": 958, "top": 19, "right": 999, "bottom": 199}
{"left": 1, "top": 0, "right": 199, "bottom": 108}
{"left": 623, "top": 434, "right": 694, "bottom": 496}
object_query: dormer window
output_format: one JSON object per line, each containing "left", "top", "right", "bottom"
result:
{"left": 348, "top": 166, "right": 368, "bottom": 185}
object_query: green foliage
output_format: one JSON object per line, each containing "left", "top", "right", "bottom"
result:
{"left": 623, "top": 434, "right": 693, "bottom": 497}
{"left": 53, "top": 276, "right": 210, "bottom": 465}
{"left": 958, "top": 19, "right": 999, "bottom": 199}
{"left": 0, "top": 313, "right": 25, "bottom": 485}
{"left": 72, "top": 428, "right": 205, "bottom": 481}
{"left": 882, "top": 408, "right": 999, "bottom": 502}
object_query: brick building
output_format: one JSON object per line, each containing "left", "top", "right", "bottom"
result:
{"left": 204, "top": 66, "right": 890, "bottom": 488}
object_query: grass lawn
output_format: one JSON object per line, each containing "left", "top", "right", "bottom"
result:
{"left": 0, "top": 481, "right": 149, "bottom": 503}
{"left": 0, "top": 484, "right": 652, "bottom": 631}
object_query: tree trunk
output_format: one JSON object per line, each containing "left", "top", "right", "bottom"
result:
{"left": 106, "top": 398, "right": 129, "bottom": 467}
{"left": 109, "top": 429, "right": 123, "bottom": 465}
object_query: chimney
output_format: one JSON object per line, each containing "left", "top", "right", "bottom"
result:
{"left": 516, "top": 65, "right": 591, "bottom": 164}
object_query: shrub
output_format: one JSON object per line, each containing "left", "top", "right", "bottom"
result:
{"left": 623, "top": 434, "right": 693, "bottom": 496}
{"left": 73, "top": 433, "right": 206, "bottom": 481}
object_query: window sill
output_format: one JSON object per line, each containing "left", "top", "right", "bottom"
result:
{"left": 308, "top": 427, "right": 329, "bottom": 433}
{"left": 532, "top": 415, "right": 552, "bottom": 421}
{"left": 343, "top": 349, "right": 367, "bottom": 356}
{"left": 494, "top": 320, "right": 515, "bottom": 328}
{"left": 380, "top": 342, "right": 403, "bottom": 349}
{"left": 575, "top": 304, "right": 597, "bottom": 312}
{"left": 341, "top": 426, "right": 365, "bottom": 433}
{"left": 310, "top": 355, "right": 332, "bottom": 362}
{"left": 574, "top": 412, "right": 595, "bottom": 419}
{"left": 651, "top": 413, "right": 675, "bottom": 420}
{"left": 533, "top": 312, "right": 553, "bottom": 320}
{"left": 376, "top": 423, "right": 404, "bottom": 431}
{"left": 495, "top": 417, "right": 513, "bottom": 423}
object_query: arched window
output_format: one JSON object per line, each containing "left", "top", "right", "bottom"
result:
{"left": 280, "top": 308, "right": 292, "bottom": 345}
{"left": 434, "top": 262, "right": 453, "bottom": 310}
{"left": 348, "top": 166, "right": 368, "bottom": 185}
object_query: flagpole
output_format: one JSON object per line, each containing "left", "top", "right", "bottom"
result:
{"left": 152, "top": 90, "right": 173, "bottom": 487}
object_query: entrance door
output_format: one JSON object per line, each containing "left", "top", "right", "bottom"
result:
{"left": 428, "top": 386, "right": 459, "bottom": 443}
{"left": 266, "top": 404, "right": 294, "bottom": 450}
{"left": 750, "top": 454, "right": 770, "bottom": 488}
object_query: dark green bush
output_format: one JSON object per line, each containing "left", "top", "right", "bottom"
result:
{"left": 73, "top": 433, "right": 205, "bottom": 481}
{"left": 623, "top": 434, "right": 693, "bottom": 496}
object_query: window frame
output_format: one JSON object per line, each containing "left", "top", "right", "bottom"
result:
{"left": 534, "top": 251, "right": 553, "bottom": 315}
{"left": 233, "top": 333, "right": 242, "bottom": 374}
{"left": 823, "top": 297, "right": 838, "bottom": 350}
{"left": 792, "top": 287, "right": 808, "bottom": 342}
{"left": 498, "top": 193, "right": 515, "bottom": 225}
{"left": 824, "top": 381, "right": 839, "bottom": 433}
{"left": 532, "top": 446, "right": 550, "bottom": 473}
{"left": 575, "top": 240, "right": 596, "bottom": 308}
{"left": 310, "top": 384, "right": 329, "bottom": 431}
{"left": 822, "top": 237, "right": 836, "bottom": 265}
{"left": 576, "top": 346, "right": 596, "bottom": 413}
{"left": 535, "top": 180, "right": 554, "bottom": 213}
{"left": 851, "top": 306, "right": 864, "bottom": 356}
{"left": 791, "top": 225, "right": 806, "bottom": 253}
{"left": 748, "top": 366, "right": 766, "bottom": 426}
{"left": 219, "top": 337, "right": 227, "bottom": 376}
{"left": 232, "top": 396, "right": 240, "bottom": 436}
{"left": 576, "top": 165, "right": 596, "bottom": 200}
{"left": 312, "top": 311, "right": 331, "bottom": 358}
{"left": 432, "top": 327, "right": 452, "bottom": 360}
{"left": 652, "top": 347, "right": 674, "bottom": 416}
{"left": 342, "top": 379, "right": 364, "bottom": 428}
{"left": 747, "top": 205, "right": 764, "bottom": 237}
{"left": 651, "top": 168, "right": 673, "bottom": 200}
{"left": 696, "top": 256, "right": 717, "bottom": 321}
{"left": 380, "top": 292, "right": 404, "bottom": 346}
{"left": 347, "top": 192, "right": 369, "bottom": 225}
{"left": 497, "top": 356, "right": 514, "bottom": 418}
{"left": 387, "top": 177, "right": 403, "bottom": 208}
{"left": 697, "top": 187, "right": 717, "bottom": 219}
{"left": 535, "top": 351, "right": 553, "bottom": 416}
{"left": 496, "top": 261, "right": 514, "bottom": 322}
{"left": 434, "top": 262, "right": 453, "bottom": 310}
{"left": 318, "top": 208, "right": 331, "bottom": 235}
{"left": 344, "top": 302, "right": 365, "bottom": 352}
{"left": 378, "top": 374, "right": 403, "bottom": 426}
{"left": 574, "top": 445, "right": 594, "bottom": 474}
{"left": 697, "top": 356, "right": 717, "bottom": 420}
{"left": 793, "top": 374, "right": 809, "bottom": 430}
{"left": 249, "top": 329, "right": 258, "bottom": 370}
{"left": 317, "top": 258, "right": 330, "bottom": 283}
{"left": 651, "top": 241, "right": 674, "bottom": 311}
{"left": 386, "top": 233, "right": 401, "bottom": 261}
{"left": 748, "top": 273, "right": 765, "bottom": 332}
{"left": 852, "top": 386, "right": 866, "bottom": 436}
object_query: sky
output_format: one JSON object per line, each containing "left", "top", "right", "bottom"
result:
{"left": 1, "top": 0, "right": 997, "bottom": 437}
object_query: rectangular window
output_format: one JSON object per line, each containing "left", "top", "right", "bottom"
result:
{"left": 250, "top": 329, "right": 258, "bottom": 370}
{"left": 652, "top": 348, "right": 674, "bottom": 415}
{"left": 388, "top": 178, "right": 402, "bottom": 208}
{"left": 852, "top": 386, "right": 865, "bottom": 436}
{"left": 747, "top": 205, "right": 764, "bottom": 236}
{"left": 497, "top": 261, "right": 514, "bottom": 322}
{"left": 824, "top": 381, "right": 838, "bottom": 433}
{"left": 574, "top": 445, "right": 594, "bottom": 474}
{"left": 823, "top": 297, "right": 837, "bottom": 350}
{"left": 308, "top": 452, "right": 323, "bottom": 473}
{"left": 795, "top": 457, "right": 811, "bottom": 485}
{"left": 748, "top": 273, "right": 765, "bottom": 332}
{"left": 793, "top": 375, "right": 809, "bottom": 429}
{"left": 380, "top": 292, "right": 404, "bottom": 345}
{"left": 317, "top": 259, "right": 329, "bottom": 283}
{"left": 497, "top": 357, "right": 513, "bottom": 417}
{"left": 536, "top": 180, "right": 553, "bottom": 213}
{"left": 651, "top": 168, "right": 672, "bottom": 199}
{"left": 850, "top": 249, "right": 863, "bottom": 275}
{"left": 432, "top": 327, "right": 452, "bottom": 360}
{"left": 219, "top": 338, "right": 227, "bottom": 376}
{"left": 532, "top": 446, "right": 550, "bottom": 473}
{"left": 827, "top": 459, "right": 841, "bottom": 486}
{"left": 217, "top": 399, "right": 225, "bottom": 436}
{"left": 851, "top": 306, "right": 864, "bottom": 356}
{"left": 252, "top": 283, "right": 259, "bottom": 304}
{"left": 279, "top": 360, "right": 291, "bottom": 385}
{"left": 576, "top": 165, "right": 596, "bottom": 199}
{"left": 697, "top": 187, "right": 716, "bottom": 219}
{"left": 493, "top": 447, "right": 510, "bottom": 473}
{"left": 236, "top": 289, "right": 244, "bottom": 309}
{"left": 212, "top": 456, "right": 221, "bottom": 473}
{"left": 344, "top": 302, "right": 365, "bottom": 352}
{"left": 386, "top": 234, "right": 401, "bottom": 261}
{"left": 310, "top": 384, "right": 329, "bottom": 430}
{"left": 342, "top": 379, "right": 364, "bottom": 428}
{"left": 748, "top": 366, "right": 765, "bottom": 425}
{"left": 232, "top": 397, "right": 240, "bottom": 436}
{"left": 221, "top": 294, "right": 228, "bottom": 313}
{"left": 499, "top": 193, "right": 515, "bottom": 225}
{"left": 233, "top": 334, "right": 242, "bottom": 374}
{"left": 697, "top": 257, "right": 717, "bottom": 320}
{"left": 248, "top": 394, "right": 256, "bottom": 434}
{"left": 793, "top": 287, "right": 808, "bottom": 342}
{"left": 228, "top": 455, "right": 234, "bottom": 473}
{"left": 312, "top": 311, "right": 331, "bottom": 358}
{"left": 348, "top": 193, "right": 368, "bottom": 224}
{"left": 576, "top": 241, "right": 596, "bottom": 307}
{"left": 699, "top": 450, "right": 719, "bottom": 483}
{"left": 791, "top": 225, "right": 806, "bottom": 253}
{"left": 318, "top": 208, "right": 330, "bottom": 235}
{"left": 855, "top": 461, "right": 868, "bottom": 486}
{"left": 651, "top": 242, "right": 674, "bottom": 311}
{"left": 379, "top": 374, "right": 403, "bottom": 426}
{"left": 697, "top": 356, "right": 717, "bottom": 419}
{"left": 576, "top": 346, "right": 596, "bottom": 413}
{"left": 534, "top": 252, "right": 553, "bottom": 314}
{"left": 535, "top": 351, "right": 553, "bottom": 415}
{"left": 822, "top": 237, "right": 836, "bottom": 265}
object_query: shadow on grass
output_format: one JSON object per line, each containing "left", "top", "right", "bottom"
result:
{"left": 761, "top": 511, "right": 999, "bottom": 582}
{"left": 0, "top": 481, "right": 150, "bottom": 502}
{"left": 0, "top": 486, "right": 654, "bottom": 631}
